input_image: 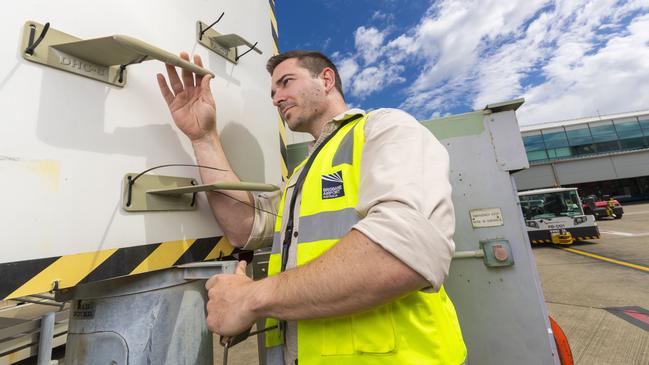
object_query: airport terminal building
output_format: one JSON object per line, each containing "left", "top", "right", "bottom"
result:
{"left": 513, "top": 109, "right": 649, "bottom": 202}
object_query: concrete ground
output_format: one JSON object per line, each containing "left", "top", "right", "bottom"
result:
{"left": 533, "top": 202, "right": 649, "bottom": 365}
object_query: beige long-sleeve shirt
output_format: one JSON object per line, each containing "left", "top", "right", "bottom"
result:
{"left": 243, "top": 108, "right": 456, "bottom": 364}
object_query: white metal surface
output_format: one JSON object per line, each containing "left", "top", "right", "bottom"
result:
{"left": 0, "top": 0, "right": 279, "bottom": 263}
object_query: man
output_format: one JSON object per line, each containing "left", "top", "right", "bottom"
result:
{"left": 157, "top": 50, "right": 466, "bottom": 364}
{"left": 605, "top": 195, "right": 617, "bottom": 218}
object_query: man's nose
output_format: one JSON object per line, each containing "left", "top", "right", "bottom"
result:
{"left": 272, "top": 87, "right": 289, "bottom": 106}
{"left": 272, "top": 92, "right": 284, "bottom": 107}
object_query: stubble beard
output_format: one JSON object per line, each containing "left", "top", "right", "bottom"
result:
{"left": 285, "top": 86, "right": 327, "bottom": 134}
{"left": 285, "top": 103, "right": 322, "bottom": 134}
{"left": 288, "top": 115, "right": 309, "bottom": 133}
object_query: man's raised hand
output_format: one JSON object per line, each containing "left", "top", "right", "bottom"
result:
{"left": 156, "top": 52, "right": 216, "bottom": 142}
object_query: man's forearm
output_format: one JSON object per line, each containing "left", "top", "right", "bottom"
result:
{"left": 191, "top": 131, "right": 255, "bottom": 247}
{"left": 248, "top": 229, "right": 429, "bottom": 320}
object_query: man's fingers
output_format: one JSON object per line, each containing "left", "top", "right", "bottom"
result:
{"left": 200, "top": 74, "right": 213, "bottom": 96}
{"left": 156, "top": 74, "right": 174, "bottom": 106}
{"left": 235, "top": 261, "right": 247, "bottom": 276}
{"left": 179, "top": 52, "right": 195, "bottom": 89}
{"left": 194, "top": 54, "right": 212, "bottom": 94}
{"left": 194, "top": 53, "right": 204, "bottom": 68}
{"left": 205, "top": 274, "right": 218, "bottom": 290}
{"left": 165, "top": 63, "right": 184, "bottom": 95}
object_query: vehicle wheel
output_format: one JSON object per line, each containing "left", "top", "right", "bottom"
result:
{"left": 614, "top": 214, "right": 622, "bottom": 219}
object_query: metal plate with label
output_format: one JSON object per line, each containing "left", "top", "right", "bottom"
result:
{"left": 22, "top": 21, "right": 214, "bottom": 87}
{"left": 72, "top": 301, "right": 95, "bottom": 320}
{"left": 21, "top": 21, "right": 126, "bottom": 87}
{"left": 470, "top": 208, "right": 504, "bottom": 228}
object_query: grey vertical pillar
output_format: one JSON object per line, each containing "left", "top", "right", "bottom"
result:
{"left": 37, "top": 311, "right": 55, "bottom": 365}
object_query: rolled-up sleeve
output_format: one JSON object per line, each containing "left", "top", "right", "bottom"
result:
{"left": 242, "top": 189, "right": 281, "bottom": 250}
{"left": 352, "top": 108, "right": 455, "bottom": 291}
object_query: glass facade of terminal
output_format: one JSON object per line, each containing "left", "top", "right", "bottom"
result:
{"left": 521, "top": 115, "right": 649, "bottom": 163}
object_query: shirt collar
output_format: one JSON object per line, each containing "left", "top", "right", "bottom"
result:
{"left": 332, "top": 108, "right": 366, "bottom": 122}
{"left": 318, "top": 108, "right": 366, "bottom": 137}
{"left": 309, "top": 108, "right": 366, "bottom": 153}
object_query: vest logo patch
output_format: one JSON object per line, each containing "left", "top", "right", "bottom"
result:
{"left": 322, "top": 171, "right": 344, "bottom": 199}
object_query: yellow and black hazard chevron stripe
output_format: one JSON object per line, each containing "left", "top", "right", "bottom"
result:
{"left": 269, "top": 0, "right": 289, "bottom": 180}
{"left": 0, "top": 236, "right": 235, "bottom": 300}
{"left": 575, "top": 236, "right": 600, "bottom": 240}
{"left": 530, "top": 236, "right": 600, "bottom": 244}
{"left": 269, "top": 0, "right": 279, "bottom": 56}
{"left": 531, "top": 239, "right": 552, "bottom": 244}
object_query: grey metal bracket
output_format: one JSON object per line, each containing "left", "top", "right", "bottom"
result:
{"left": 453, "top": 241, "right": 514, "bottom": 268}
{"left": 453, "top": 249, "right": 485, "bottom": 259}
{"left": 484, "top": 98, "right": 525, "bottom": 113}
{"left": 55, "top": 261, "right": 238, "bottom": 301}
{"left": 21, "top": 20, "right": 214, "bottom": 87}
{"left": 121, "top": 173, "right": 280, "bottom": 212}
{"left": 179, "top": 261, "right": 238, "bottom": 280}
{"left": 196, "top": 19, "right": 262, "bottom": 64}
{"left": 148, "top": 181, "right": 280, "bottom": 195}
{"left": 122, "top": 173, "right": 198, "bottom": 212}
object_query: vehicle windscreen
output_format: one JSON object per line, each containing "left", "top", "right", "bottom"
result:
{"left": 519, "top": 190, "right": 583, "bottom": 220}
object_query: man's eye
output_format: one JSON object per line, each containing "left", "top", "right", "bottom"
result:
{"left": 283, "top": 79, "right": 291, "bottom": 86}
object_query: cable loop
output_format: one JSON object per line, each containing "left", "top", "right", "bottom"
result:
{"left": 25, "top": 22, "right": 50, "bottom": 56}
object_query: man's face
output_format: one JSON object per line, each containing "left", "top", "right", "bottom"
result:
{"left": 271, "top": 58, "right": 326, "bottom": 132}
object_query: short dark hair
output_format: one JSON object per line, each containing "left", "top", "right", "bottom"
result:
{"left": 266, "top": 50, "right": 344, "bottom": 99}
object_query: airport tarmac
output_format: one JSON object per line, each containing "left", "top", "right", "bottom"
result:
{"left": 534, "top": 202, "right": 649, "bottom": 365}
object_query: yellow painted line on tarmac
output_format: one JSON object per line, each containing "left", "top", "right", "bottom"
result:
{"left": 562, "top": 247, "right": 649, "bottom": 273}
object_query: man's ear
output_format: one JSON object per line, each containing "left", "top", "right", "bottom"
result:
{"left": 320, "top": 67, "right": 337, "bottom": 93}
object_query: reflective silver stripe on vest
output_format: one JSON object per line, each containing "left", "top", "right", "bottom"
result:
{"left": 332, "top": 125, "right": 355, "bottom": 166}
{"left": 297, "top": 208, "right": 360, "bottom": 243}
{"left": 264, "top": 345, "right": 284, "bottom": 365}
{"left": 272, "top": 232, "right": 282, "bottom": 254}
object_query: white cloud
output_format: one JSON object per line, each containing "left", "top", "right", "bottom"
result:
{"left": 334, "top": 0, "right": 649, "bottom": 124}
{"left": 371, "top": 10, "right": 393, "bottom": 23}
{"left": 384, "top": 34, "right": 417, "bottom": 64}
{"left": 399, "top": 0, "right": 547, "bottom": 112}
{"left": 332, "top": 26, "right": 399, "bottom": 98}
{"left": 322, "top": 37, "right": 332, "bottom": 50}
{"left": 337, "top": 57, "right": 359, "bottom": 93}
{"left": 518, "top": 12, "right": 649, "bottom": 124}
{"left": 350, "top": 63, "right": 405, "bottom": 98}
{"left": 354, "top": 26, "right": 387, "bottom": 64}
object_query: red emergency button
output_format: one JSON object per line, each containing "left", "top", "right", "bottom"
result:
{"left": 492, "top": 244, "right": 509, "bottom": 261}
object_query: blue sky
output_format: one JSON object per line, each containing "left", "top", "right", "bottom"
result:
{"left": 275, "top": 0, "right": 649, "bottom": 125}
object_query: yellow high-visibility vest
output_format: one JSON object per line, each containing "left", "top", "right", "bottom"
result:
{"left": 264, "top": 112, "right": 466, "bottom": 364}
